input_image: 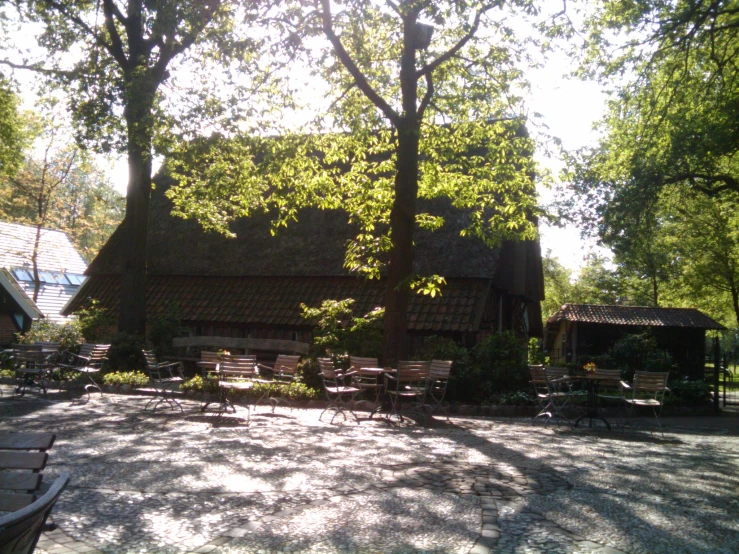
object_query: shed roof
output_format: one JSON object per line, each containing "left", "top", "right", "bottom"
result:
{"left": 547, "top": 304, "right": 725, "bottom": 330}
{"left": 68, "top": 274, "right": 491, "bottom": 333}
{"left": 0, "top": 222, "right": 87, "bottom": 274}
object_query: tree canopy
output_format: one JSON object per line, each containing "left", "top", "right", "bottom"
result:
{"left": 168, "top": 0, "right": 551, "bottom": 361}
{"left": 0, "top": 0, "right": 271, "bottom": 335}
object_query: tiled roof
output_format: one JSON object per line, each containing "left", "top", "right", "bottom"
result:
{"left": 0, "top": 222, "right": 87, "bottom": 274}
{"left": 547, "top": 304, "right": 725, "bottom": 330}
{"left": 66, "top": 275, "right": 491, "bottom": 333}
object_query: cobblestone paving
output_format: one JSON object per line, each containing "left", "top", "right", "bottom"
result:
{"left": 1, "top": 387, "right": 738, "bottom": 554}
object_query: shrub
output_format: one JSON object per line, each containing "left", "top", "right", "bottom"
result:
{"left": 301, "top": 299, "right": 383, "bottom": 358}
{"left": 472, "top": 331, "right": 529, "bottom": 394}
{"left": 107, "top": 333, "right": 146, "bottom": 371}
{"left": 181, "top": 375, "right": 218, "bottom": 393}
{"left": 297, "top": 357, "right": 323, "bottom": 391}
{"left": 666, "top": 380, "right": 712, "bottom": 408}
{"left": 75, "top": 299, "right": 116, "bottom": 343}
{"left": 17, "top": 319, "right": 84, "bottom": 351}
{"left": 497, "top": 390, "right": 536, "bottom": 406}
{"left": 0, "top": 368, "right": 14, "bottom": 379}
{"left": 609, "top": 332, "right": 676, "bottom": 379}
{"left": 148, "top": 303, "right": 188, "bottom": 356}
{"left": 102, "top": 371, "right": 149, "bottom": 388}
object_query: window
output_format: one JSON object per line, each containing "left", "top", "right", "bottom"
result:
{"left": 64, "top": 274, "right": 86, "bottom": 285}
{"left": 12, "top": 268, "right": 32, "bottom": 282}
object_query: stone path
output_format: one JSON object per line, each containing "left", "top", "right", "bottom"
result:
{"left": 2, "top": 387, "right": 739, "bottom": 553}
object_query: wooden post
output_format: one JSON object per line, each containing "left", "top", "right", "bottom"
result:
{"left": 713, "top": 336, "right": 721, "bottom": 414}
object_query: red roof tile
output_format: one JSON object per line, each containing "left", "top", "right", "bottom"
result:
{"left": 68, "top": 275, "right": 491, "bottom": 333}
{"left": 547, "top": 304, "right": 725, "bottom": 330}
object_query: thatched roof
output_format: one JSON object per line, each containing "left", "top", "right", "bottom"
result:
{"left": 87, "top": 176, "right": 513, "bottom": 281}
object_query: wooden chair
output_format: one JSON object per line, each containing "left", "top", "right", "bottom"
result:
{"left": 318, "top": 358, "right": 360, "bottom": 424}
{"left": 256, "top": 354, "right": 301, "bottom": 411}
{"left": 10, "top": 345, "right": 49, "bottom": 397}
{"left": 55, "top": 343, "right": 110, "bottom": 399}
{"left": 216, "top": 354, "right": 262, "bottom": 420}
{"left": 594, "top": 368, "right": 624, "bottom": 404}
{"left": 197, "top": 351, "right": 220, "bottom": 412}
{"left": 0, "top": 473, "right": 70, "bottom": 554}
{"left": 621, "top": 371, "right": 670, "bottom": 434}
{"left": 385, "top": 362, "right": 429, "bottom": 425}
{"left": 348, "top": 356, "right": 383, "bottom": 413}
{"left": 530, "top": 366, "right": 574, "bottom": 426}
{"left": 142, "top": 350, "right": 185, "bottom": 412}
{"left": 425, "top": 360, "right": 453, "bottom": 420}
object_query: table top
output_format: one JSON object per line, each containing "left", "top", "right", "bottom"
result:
{"left": 357, "top": 367, "right": 396, "bottom": 374}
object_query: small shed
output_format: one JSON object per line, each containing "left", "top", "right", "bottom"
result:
{"left": 544, "top": 304, "right": 726, "bottom": 379}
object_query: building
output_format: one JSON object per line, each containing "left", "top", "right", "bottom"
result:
{"left": 0, "top": 222, "right": 87, "bottom": 344}
{"left": 544, "top": 304, "right": 725, "bottom": 379}
{"left": 64, "top": 176, "right": 544, "bottom": 355}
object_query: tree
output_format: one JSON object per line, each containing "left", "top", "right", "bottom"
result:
{"left": 1, "top": 1, "right": 267, "bottom": 335}
{"left": 168, "top": 0, "right": 547, "bottom": 362}
{"left": 569, "top": 0, "right": 739, "bottom": 227}
{"left": 0, "top": 79, "right": 26, "bottom": 177}
{"left": 542, "top": 252, "right": 574, "bottom": 319}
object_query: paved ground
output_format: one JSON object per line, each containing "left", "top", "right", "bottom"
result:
{"left": 2, "top": 386, "right": 739, "bottom": 554}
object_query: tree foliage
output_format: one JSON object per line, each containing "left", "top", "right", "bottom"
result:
{"left": 0, "top": 0, "right": 271, "bottom": 335}
{"left": 168, "top": 0, "right": 549, "bottom": 361}
{"left": 0, "top": 111, "right": 124, "bottom": 262}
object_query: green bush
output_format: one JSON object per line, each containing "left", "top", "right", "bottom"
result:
{"left": 496, "top": 390, "right": 536, "bottom": 406}
{"left": 297, "top": 357, "right": 323, "bottom": 391}
{"left": 181, "top": 375, "right": 218, "bottom": 393}
{"left": 609, "top": 332, "right": 676, "bottom": 379}
{"left": 148, "top": 303, "right": 188, "bottom": 356}
{"left": 107, "top": 333, "right": 146, "bottom": 371}
{"left": 179, "top": 376, "right": 320, "bottom": 402}
{"left": 0, "top": 368, "right": 14, "bottom": 379}
{"left": 102, "top": 371, "right": 149, "bottom": 388}
{"left": 75, "top": 299, "right": 116, "bottom": 343}
{"left": 17, "top": 319, "right": 83, "bottom": 351}
{"left": 472, "top": 331, "right": 529, "bottom": 394}
{"left": 666, "top": 380, "right": 712, "bottom": 408}
{"left": 301, "top": 299, "right": 383, "bottom": 358}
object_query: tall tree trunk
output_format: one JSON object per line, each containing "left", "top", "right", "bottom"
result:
{"left": 731, "top": 284, "right": 739, "bottom": 328}
{"left": 118, "top": 81, "right": 154, "bottom": 336}
{"left": 382, "top": 16, "right": 419, "bottom": 365}
{"left": 651, "top": 273, "right": 659, "bottom": 307}
{"left": 383, "top": 121, "right": 420, "bottom": 365}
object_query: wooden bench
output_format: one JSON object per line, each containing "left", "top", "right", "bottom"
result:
{"left": 0, "top": 433, "right": 55, "bottom": 513}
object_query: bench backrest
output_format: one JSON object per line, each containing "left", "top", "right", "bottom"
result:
{"left": 429, "top": 360, "right": 453, "bottom": 380}
{"left": 349, "top": 356, "right": 378, "bottom": 370}
{"left": 274, "top": 354, "right": 300, "bottom": 376}
{"left": 219, "top": 355, "right": 257, "bottom": 380}
{"left": 0, "top": 473, "right": 70, "bottom": 554}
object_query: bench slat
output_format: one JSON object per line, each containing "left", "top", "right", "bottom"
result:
{"left": 0, "top": 472, "right": 42, "bottom": 491}
{"left": 0, "top": 452, "right": 48, "bottom": 471}
{"left": 0, "top": 492, "right": 34, "bottom": 512}
{"left": 0, "top": 433, "right": 55, "bottom": 452}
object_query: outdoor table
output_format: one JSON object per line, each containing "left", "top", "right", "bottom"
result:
{"left": 11, "top": 350, "right": 52, "bottom": 397}
{"left": 359, "top": 368, "right": 396, "bottom": 418}
{"left": 574, "top": 375, "right": 612, "bottom": 430}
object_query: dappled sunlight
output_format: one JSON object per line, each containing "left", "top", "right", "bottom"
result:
{"left": 2, "top": 386, "right": 739, "bottom": 553}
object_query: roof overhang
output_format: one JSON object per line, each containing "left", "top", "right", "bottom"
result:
{"left": 0, "top": 268, "right": 43, "bottom": 320}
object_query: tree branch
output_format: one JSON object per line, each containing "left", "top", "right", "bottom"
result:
{"left": 416, "top": 3, "right": 495, "bottom": 78}
{"left": 417, "top": 71, "right": 433, "bottom": 118}
{"left": 0, "top": 59, "right": 77, "bottom": 78}
{"left": 318, "top": 0, "right": 400, "bottom": 124}
{"left": 101, "top": 0, "right": 130, "bottom": 69}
